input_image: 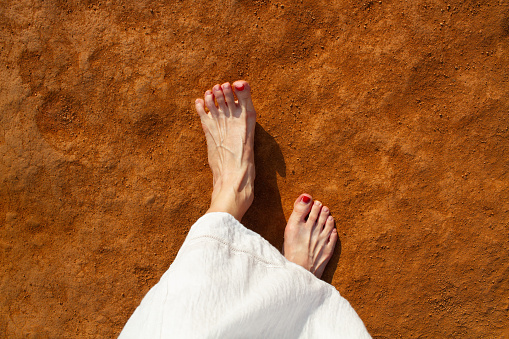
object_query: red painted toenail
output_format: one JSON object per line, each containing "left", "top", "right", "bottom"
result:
{"left": 302, "top": 196, "right": 311, "bottom": 204}
{"left": 235, "top": 83, "right": 245, "bottom": 91}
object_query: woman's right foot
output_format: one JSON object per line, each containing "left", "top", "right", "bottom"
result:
{"left": 283, "top": 194, "right": 338, "bottom": 278}
{"left": 195, "top": 80, "right": 256, "bottom": 221}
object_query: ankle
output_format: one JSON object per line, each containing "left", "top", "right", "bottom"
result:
{"left": 208, "top": 183, "right": 254, "bottom": 221}
{"left": 207, "top": 199, "right": 243, "bottom": 221}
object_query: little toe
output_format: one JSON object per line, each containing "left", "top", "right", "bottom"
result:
{"left": 212, "top": 84, "right": 228, "bottom": 113}
{"left": 289, "top": 194, "right": 313, "bottom": 222}
{"left": 233, "top": 80, "right": 255, "bottom": 115}
{"left": 204, "top": 90, "right": 218, "bottom": 116}
{"left": 221, "top": 82, "right": 236, "bottom": 111}
{"left": 195, "top": 98, "right": 208, "bottom": 119}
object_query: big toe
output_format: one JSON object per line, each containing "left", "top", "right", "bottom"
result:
{"left": 290, "top": 194, "right": 313, "bottom": 221}
{"left": 233, "top": 80, "right": 255, "bottom": 114}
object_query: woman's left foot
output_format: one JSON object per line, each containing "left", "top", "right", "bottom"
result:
{"left": 195, "top": 81, "right": 256, "bottom": 221}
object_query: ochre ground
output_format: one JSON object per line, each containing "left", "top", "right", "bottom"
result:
{"left": 1, "top": 0, "right": 508, "bottom": 337}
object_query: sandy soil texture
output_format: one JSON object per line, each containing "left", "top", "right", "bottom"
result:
{"left": 1, "top": 0, "right": 508, "bottom": 337}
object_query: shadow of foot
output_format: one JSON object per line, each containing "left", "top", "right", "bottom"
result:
{"left": 242, "top": 123, "right": 286, "bottom": 250}
{"left": 241, "top": 123, "right": 342, "bottom": 283}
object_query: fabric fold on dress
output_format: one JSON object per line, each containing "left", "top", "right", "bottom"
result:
{"left": 119, "top": 212, "right": 371, "bottom": 339}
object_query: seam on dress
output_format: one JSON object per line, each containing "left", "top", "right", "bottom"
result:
{"left": 188, "top": 235, "right": 284, "bottom": 268}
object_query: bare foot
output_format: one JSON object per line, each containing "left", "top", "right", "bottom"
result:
{"left": 195, "top": 81, "right": 256, "bottom": 221}
{"left": 283, "top": 194, "right": 338, "bottom": 278}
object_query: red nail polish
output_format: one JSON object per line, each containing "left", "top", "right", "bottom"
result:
{"left": 302, "top": 196, "right": 311, "bottom": 204}
{"left": 235, "top": 83, "right": 245, "bottom": 91}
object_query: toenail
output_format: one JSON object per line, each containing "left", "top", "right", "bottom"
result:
{"left": 235, "top": 83, "right": 245, "bottom": 91}
{"left": 322, "top": 207, "right": 329, "bottom": 213}
{"left": 328, "top": 216, "right": 333, "bottom": 221}
{"left": 214, "top": 85, "right": 221, "bottom": 91}
{"left": 314, "top": 201, "right": 321, "bottom": 206}
{"left": 301, "top": 196, "right": 311, "bottom": 204}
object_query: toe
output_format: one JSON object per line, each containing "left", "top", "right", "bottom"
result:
{"left": 290, "top": 194, "right": 313, "bottom": 222}
{"left": 222, "top": 82, "right": 236, "bottom": 111}
{"left": 195, "top": 98, "right": 208, "bottom": 119}
{"left": 326, "top": 228, "right": 338, "bottom": 253}
{"left": 315, "top": 228, "right": 337, "bottom": 278}
{"left": 307, "top": 200, "right": 322, "bottom": 226}
{"left": 212, "top": 84, "right": 228, "bottom": 113}
{"left": 324, "top": 215, "right": 335, "bottom": 235}
{"left": 318, "top": 206, "right": 329, "bottom": 228}
{"left": 314, "top": 206, "right": 330, "bottom": 236}
{"left": 233, "top": 80, "right": 255, "bottom": 114}
{"left": 204, "top": 90, "right": 218, "bottom": 116}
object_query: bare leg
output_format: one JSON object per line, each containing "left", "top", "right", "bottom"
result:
{"left": 283, "top": 194, "right": 338, "bottom": 278}
{"left": 195, "top": 81, "right": 256, "bottom": 221}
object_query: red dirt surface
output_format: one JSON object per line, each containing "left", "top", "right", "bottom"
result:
{"left": 1, "top": 0, "right": 508, "bottom": 337}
